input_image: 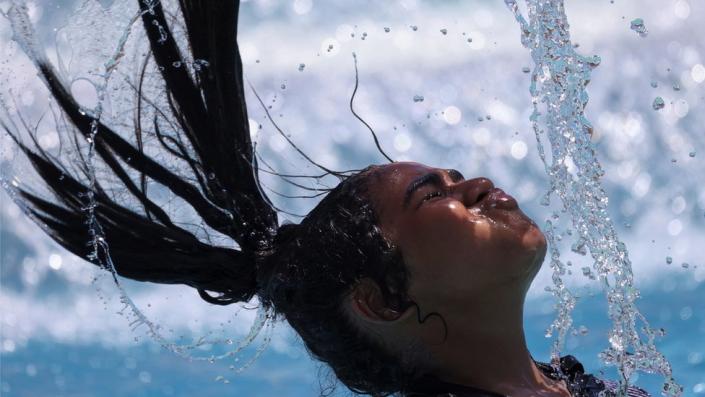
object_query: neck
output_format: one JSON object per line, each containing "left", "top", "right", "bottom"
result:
{"left": 427, "top": 291, "right": 568, "bottom": 397}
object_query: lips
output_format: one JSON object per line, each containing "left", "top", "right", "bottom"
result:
{"left": 475, "top": 187, "right": 518, "bottom": 210}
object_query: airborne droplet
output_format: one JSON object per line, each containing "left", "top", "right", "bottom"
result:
{"left": 629, "top": 18, "right": 648, "bottom": 37}
{"left": 652, "top": 97, "right": 665, "bottom": 110}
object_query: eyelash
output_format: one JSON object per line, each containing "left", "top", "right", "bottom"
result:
{"left": 422, "top": 191, "right": 445, "bottom": 202}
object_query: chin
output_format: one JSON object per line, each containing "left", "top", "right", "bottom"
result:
{"left": 522, "top": 224, "right": 547, "bottom": 251}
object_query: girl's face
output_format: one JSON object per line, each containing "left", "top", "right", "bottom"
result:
{"left": 367, "top": 162, "right": 547, "bottom": 311}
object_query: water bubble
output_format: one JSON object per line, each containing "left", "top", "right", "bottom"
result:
{"left": 298, "top": 63, "right": 305, "bottom": 72}
{"left": 413, "top": 95, "right": 424, "bottom": 103}
{"left": 629, "top": 18, "right": 648, "bottom": 37}
{"left": 652, "top": 97, "right": 665, "bottom": 110}
{"left": 692, "top": 64, "right": 705, "bottom": 83}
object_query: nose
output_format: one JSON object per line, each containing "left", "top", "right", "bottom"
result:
{"left": 455, "top": 177, "right": 494, "bottom": 207}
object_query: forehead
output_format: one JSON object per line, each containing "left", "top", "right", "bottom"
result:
{"left": 367, "top": 161, "right": 436, "bottom": 215}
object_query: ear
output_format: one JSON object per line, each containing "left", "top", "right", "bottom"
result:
{"left": 348, "top": 278, "right": 414, "bottom": 325}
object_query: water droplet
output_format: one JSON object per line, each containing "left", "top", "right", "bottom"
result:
{"left": 629, "top": 18, "right": 648, "bottom": 37}
{"left": 666, "top": 256, "right": 673, "bottom": 264}
{"left": 587, "top": 55, "right": 601, "bottom": 67}
{"left": 413, "top": 95, "right": 424, "bottom": 103}
{"left": 298, "top": 63, "right": 305, "bottom": 72}
{"left": 689, "top": 151, "right": 696, "bottom": 158}
{"left": 384, "top": 27, "right": 391, "bottom": 33}
{"left": 681, "top": 262, "right": 689, "bottom": 269}
{"left": 522, "top": 66, "right": 531, "bottom": 73}
{"left": 652, "top": 96, "right": 665, "bottom": 110}
{"left": 410, "top": 25, "right": 418, "bottom": 31}
{"left": 361, "top": 32, "right": 368, "bottom": 40}
{"left": 440, "top": 28, "right": 448, "bottom": 35}
{"left": 539, "top": 192, "right": 551, "bottom": 206}
{"left": 172, "top": 61, "right": 182, "bottom": 68}
{"left": 208, "top": 173, "right": 215, "bottom": 180}
{"left": 650, "top": 81, "right": 658, "bottom": 88}
{"left": 672, "top": 83, "right": 681, "bottom": 91}
{"left": 280, "top": 84, "right": 286, "bottom": 90}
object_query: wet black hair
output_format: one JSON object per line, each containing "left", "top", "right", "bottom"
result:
{"left": 2, "top": 1, "right": 429, "bottom": 395}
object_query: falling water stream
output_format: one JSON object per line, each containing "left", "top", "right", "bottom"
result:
{"left": 503, "top": 1, "right": 681, "bottom": 395}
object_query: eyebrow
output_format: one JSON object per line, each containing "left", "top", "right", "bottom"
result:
{"left": 402, "top": 169, "right": 464, "bottom": 209}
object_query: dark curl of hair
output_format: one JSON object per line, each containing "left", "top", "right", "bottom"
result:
{"left": 257, "top": 167, "right": 423, "bottom": 395}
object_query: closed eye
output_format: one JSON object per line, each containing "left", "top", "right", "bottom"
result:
{"left": 422, "top": 191, "right": 445, "bottom": 202}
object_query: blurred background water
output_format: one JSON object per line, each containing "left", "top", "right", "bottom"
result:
{"left": 0, "top": 0, "right": 704, "bottom": 396}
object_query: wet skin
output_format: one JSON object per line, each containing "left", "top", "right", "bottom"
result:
{"left": 348, "top": 162, "right": 569, "bottom": 397}
{"left": 367, "top": 162, "right": 547, "bottom": 307}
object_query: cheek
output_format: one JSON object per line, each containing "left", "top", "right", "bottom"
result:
{"left": 396, "top": 203, "right": 547, "bottom": 300}
{"left": 397, "top": 203, "right": 494, "bottom": 280}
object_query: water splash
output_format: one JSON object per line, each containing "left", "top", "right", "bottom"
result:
{"left": 630, "top": 18, "right": 649, "bottom": 38}
{"left": 503, "top": 1, "right": 681, "bottom": 395}
{"left": 3, "top": 0, "right": 272, "bottom": 369}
